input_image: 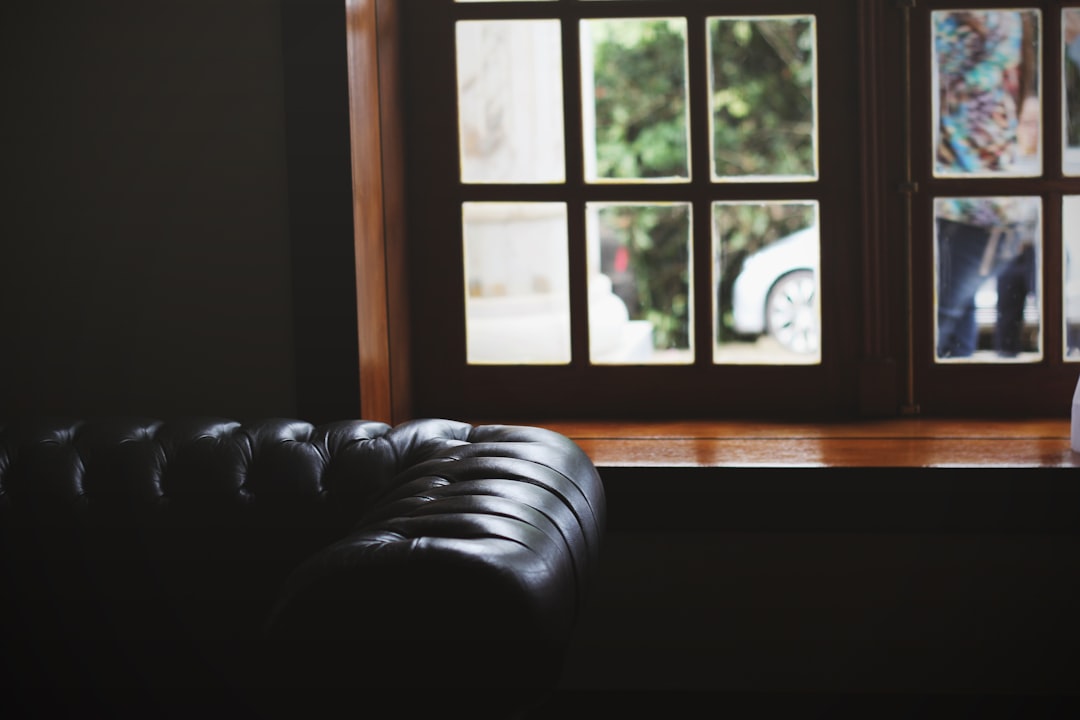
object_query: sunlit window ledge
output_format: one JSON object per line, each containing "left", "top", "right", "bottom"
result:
{"left": 536, "top": 418, "right": 1079, "bottom": 469}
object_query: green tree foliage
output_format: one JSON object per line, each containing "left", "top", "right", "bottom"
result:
{"left": 591, "top": 19, "right": 689, "bottom": 180}
{"left": 710, "top": 18, "right": 817, "bottom": 340}
{"left": 711, "top": 18, "right": 815, "bottom": 177}
{"left": 590, "top": 16, "right": 817, "bottom": 347}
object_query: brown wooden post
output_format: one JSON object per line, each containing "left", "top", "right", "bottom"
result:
{"left": 345, "top": 0, "right": 410, "bottom": 423}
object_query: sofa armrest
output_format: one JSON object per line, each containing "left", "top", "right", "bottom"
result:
{"left": 262, "top": 418, "right": 606, "bottom": 692}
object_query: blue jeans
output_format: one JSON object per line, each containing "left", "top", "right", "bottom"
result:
{"left": 936, "top": 218, "right": 1032, "bottom": 358}
{"left": 994, "top": 243, "right": 1035, "bottom": 356}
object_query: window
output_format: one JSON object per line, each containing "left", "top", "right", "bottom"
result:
{"left": 909, "top": 3, "right": 1080, "bottom": 414}
{"left": 378, "top": 1, "right": 1079, "bottom": 420}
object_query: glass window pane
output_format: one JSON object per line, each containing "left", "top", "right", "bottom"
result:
{"left": 456, "top": 20, "right": 565, "bottom": 183}
{"left": 713, "top": 201, "right": 820, "bottom": 364}
{"left": 932, "top": 9, "right": 1041, "bottom": 178}
{"left": 581, "top": 18, "right": 690, "bottom": 183}
{"left": 463, "top": 203, "right": 571, "bottom": 365}
{"left": 1064, "top": 196, "right": 1080, "bottom": 358}
{"left": 1064, "top": 9, "right": 1080, "bottom": 175}
{"left": 708, "top": 16, "right": 818, "bottom": 182}
{"left": 587, "top": 203, "right": 693, "bottom": 364}
{"left": 934, "top": 197, "right": 1041, "bottom": 362}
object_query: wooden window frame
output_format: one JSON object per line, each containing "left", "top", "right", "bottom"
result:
{"left": 347, "top": 0, "right": 410, "bottom": 423}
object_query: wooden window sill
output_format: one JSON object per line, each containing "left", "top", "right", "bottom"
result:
{"left": 531, "top": 418, "right": 1080, "bottom": 532}
{"left": 538, "top": 418, "right": 1078, "bottom": 469}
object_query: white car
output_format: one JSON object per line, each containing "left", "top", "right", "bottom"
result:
{"left": 730, "top": 227, "right": 820, "bottom": 354}
{"left": 729, "top": 226, "right": 1038, "bottom": 354}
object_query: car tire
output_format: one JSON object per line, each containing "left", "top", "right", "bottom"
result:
{"left": 765, "top": 269, "right": 818, "bottom": 354}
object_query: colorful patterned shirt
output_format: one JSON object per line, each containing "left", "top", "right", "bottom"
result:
{"left": 934, "top": 11, "right": 1031, "bottom": 228}
{"left": 935, "top": 10, "right": 1023, "bottom": 175}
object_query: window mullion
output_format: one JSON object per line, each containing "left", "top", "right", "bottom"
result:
{"left": 686, "top": 10, "right": 713, "bottom": 367}
{"left": 561, "top": 14, "right": 591, "bottom": 368}
{"left": 1045, "top": 5, "right": 1066, "bottom": 366}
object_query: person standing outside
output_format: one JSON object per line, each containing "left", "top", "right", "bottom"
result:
{"left": 933, "top": 9, "right": 1040, "bottom": 359}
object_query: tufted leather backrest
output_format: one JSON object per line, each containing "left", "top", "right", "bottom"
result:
{"left": 0, "top": 417, "right": 606, "bottom": 699}
{"left": 0, "top": 417, "right": 393, "bottom": 517}
{"left": 0, "top": 416, "right": 604, "bottom": 580}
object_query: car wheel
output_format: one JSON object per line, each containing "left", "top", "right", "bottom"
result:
{"left": 765, "top": 270, "right": 818, "bottom": 354}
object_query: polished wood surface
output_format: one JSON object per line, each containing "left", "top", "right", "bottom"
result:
{"left": 535, "top": 419, "right": 1079, "bottom": 468}
{"left": 347, "top": 0, "right": 391, "bottom": 423}
{"left": 348, "top": 0, "right": 410, "bottom": 425}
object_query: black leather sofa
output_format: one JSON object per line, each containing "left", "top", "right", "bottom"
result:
{"left": 0, "top": 417, "right": 605, "bottom": 719}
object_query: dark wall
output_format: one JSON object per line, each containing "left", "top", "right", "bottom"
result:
{"left": 0, "top": 0, "right": 359, "bottom": 424}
